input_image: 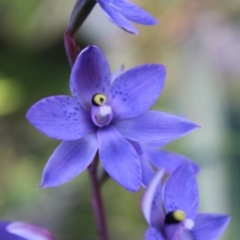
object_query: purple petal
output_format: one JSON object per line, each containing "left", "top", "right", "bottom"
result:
{"left": 41, "top": 133, "right": 98, "bottom": 187}
{"left": 141, "top": 170, "right": 165, "bottom": 228}
{"left": 163, "top": 164, "right": 199, "bottom": 219}
{"left": 111, "top": 65, "right": 124, "bottom": 83}
{"left": 115, "top": 110, "right": 199, "bottom": 145}
{"left": 129, "top": 141, "right": 154, "bottom": 187}
{"left": 112, "top": 0, "right": 158, "bottom": 25}
{"left": 7, "top": 222, "right": 54, "bottom": 240}
{"left": 97, "top": 125, "right": 141, "bottom": 191}
{"left": 192, "top": 213, "right": 230, "bottom": 240}
{"left": 97, "top": 0, "right": 138, "bottom": 34}
{"left": 0, "top": 222, "right": 24, "bottom": 240}
{"left": 144, "top": 148, "right": 200, "bottom": 174}
{"left": 180, "top": 230, "right": 194, "bottom": 240}
{"left": 145, "top": 227, "right": 166, "bottom": 240}
{"left": 70, "top": 45, "right": 111, "bottom": 110}
{"left": 26, "top": 96, "right": 95, "bottom": 141}
{"left": 164, "top": 223, "right": 185, "bottom": 240}
{"left": 110, "top": 65, "right": 166, "bottom": 120}
{"left": 140, "top": 157, "right": 156, "bottom": 187}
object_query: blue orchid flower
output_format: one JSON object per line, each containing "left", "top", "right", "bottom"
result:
{"left": 70, "top": 0, "right": 158, "bottom": 35}
{"left": 141, "top": 164, "right": 230, "bottom": 240}
{"left": 27, "top": 45, "right": 198, "bottom": 191}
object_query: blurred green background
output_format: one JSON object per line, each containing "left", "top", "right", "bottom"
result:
{"left": 0, "top": 0, "right": 239, "bottom": 239}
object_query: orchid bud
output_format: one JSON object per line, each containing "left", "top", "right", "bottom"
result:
{"left": 68, "top": 0, "right": 96, "bottom": 37}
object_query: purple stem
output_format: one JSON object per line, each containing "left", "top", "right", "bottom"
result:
{"left": 64, "top": 0, "right": 96, "bottom": 66}
{"left": 88, "top": 154, "right": 109, "bottom": 240}
{"left": 64, "top": 29, "right": 79, "bottom": 67}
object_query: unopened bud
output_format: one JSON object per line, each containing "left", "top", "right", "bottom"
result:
{"left": 68, "top": 0, "right": 96, "bottom": 37}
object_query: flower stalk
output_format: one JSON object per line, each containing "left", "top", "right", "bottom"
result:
{"left": 88, "top": 153, "right": 109, "bottom": 240}
{"left": 64, "top": 29, "right": 78, "bottom": 67}
{"left": 65, "top": 0, "right": 96, "bottom": 66}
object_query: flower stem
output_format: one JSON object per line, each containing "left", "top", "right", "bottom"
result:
{"left": 64, "top": 29, "right": 78, "bottom": 67}
{"left": 88, "top": 154, "right": 109, "bottom": 240}
{"left": 64, "top": 0, "right": 96, "bottom": 66}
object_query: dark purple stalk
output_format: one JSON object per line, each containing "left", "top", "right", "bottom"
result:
{"left": 64, "top": 0, "right": 96, "bottom": 66}
{"left": 64, "top": 29, "right": 78, "bottom": 67}
{"left": 88, "top": 154, "right": 109, "bottom": 240}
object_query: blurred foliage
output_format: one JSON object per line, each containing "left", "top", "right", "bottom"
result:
{"left": 0, "top": 0, "right": 239, "bottom": 239}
